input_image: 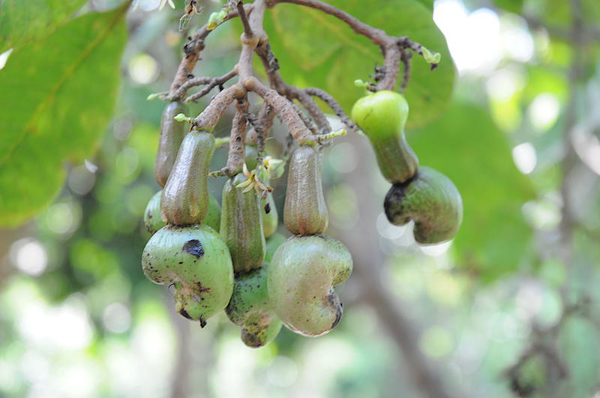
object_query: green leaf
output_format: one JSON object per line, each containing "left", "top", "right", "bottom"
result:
{"left": 264, "top": 0, "right": 455, "bottom": 129}
{"left": 409, "top": 101, "right": 536, "bottom": 280}
{"left": 0, "top": 0, "right": 89, "bottom": 53}
{"left": 0, "top": 4, "right": 129, "bottom": 227}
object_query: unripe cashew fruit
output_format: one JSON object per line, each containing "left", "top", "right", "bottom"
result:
{"left": 245, "top": 144, "right": 279, "bottom": 238}
{"left": 268, "top": 235, "right": 352, "bottom": 337}
{"left": 284, "top": 146, "right": 329, "bottom": 235}
{"left": 384, "top": 166, "right": 463, "bottom": 244}
{"left": 351, "top": 91, "right": 419, "bottom": 184}
{"left": 155, "top": 101, "right": 188, "bottom": 187}
{"left": 261, "top": 177, "right": 278, "bottom": 238}
{"left": 244, "top": 144, "right": 259, "bottom": 171}
{"left": 226, "top": 265, "right": 282, "bottom": 348}
{"left": 220, "top": 174, "right": 266, "bottom": 273}
{"left": 142, "top": 224, "right": 234, "bottom": 326}
{"left": 161, "top": 131, "right": 215, "bottom": 225}
{"left": 145, "top": 191, "right": 221, "bottom": 235}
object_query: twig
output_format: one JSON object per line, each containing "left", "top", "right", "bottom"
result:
{"left": 168, "top": 70, "right": 238, "bottom": 101}
{"left": 167, "top": 4, "right": 252, "bottom": 98}
{"left": 221, "top": 99, "right": 250, "bottom": 176}
{"left": 192, "top": 85, "right": 244, "bottom": 130}
{"left": 182, "top": 70, "right": 238, "bottom": 102}
{"left": 304, "top": 87, "right": 358, "bottom": 133}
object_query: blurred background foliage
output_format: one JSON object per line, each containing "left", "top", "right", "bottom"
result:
{"left": 1, "top": 0, "right": 600, "bottom": 397}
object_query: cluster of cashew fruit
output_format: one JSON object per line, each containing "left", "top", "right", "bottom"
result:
{"left": 142, "top": 100, "right": 352, "bottom": 347}
{"left": 351, "top": 91, "right": 463, "bottom": 244}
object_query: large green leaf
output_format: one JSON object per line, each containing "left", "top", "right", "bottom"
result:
{"left": 409, "top": 101, "right": 536, "bottom": 280}
{"left": 264, "top": 0, "right": 455, "bottom": 129}
{"left": 0, "top": 4, "right": 129, "bottom": 227}
{"left": 0, "top": 0, "right": 88, "bottom": 53}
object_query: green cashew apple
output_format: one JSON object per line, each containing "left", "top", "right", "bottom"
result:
{"left": 220, "top": 173, "right": 266, "bottom": 273}
{"left": 351, "top": 91, "right": 419, "bottom": 184}
{"left": 384, "top": 166, "right": 463, "bottom": 244}
{"left": 144, "top": 191, "right": 221, "bottom": 234}
{"left": 226, "top": 265, "right": 282, "bottom": 348}
{"left": 161, "top": 131, "right": 215, "bottom": 225}
{"left": 142, "top": 224, "right": 233, "bottom": 326}
{"left": 284, "top": 146, "right": 328, "bottom": 235}
{"left": 155, "top": 101, "right": 188, "bottom": 187}
{"left": 268, "top": 235, "right": 352, "bottom": 337}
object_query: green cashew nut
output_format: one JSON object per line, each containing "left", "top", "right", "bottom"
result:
{"left": 268, "top": 235, "right": 352, "bottom": 337}
{"left": 142, "top": 224, "right": 234, "bottom": 326}
{"left": 351, "top": 91, "right": 419, "bottom": 184}
{"left": 226, "top": 265, "right": 282, "bottom": 348}
{"left": 155, "top": 101, "right": 188, "bottom": 187}
{"left": 284, "top": 146, "right": 329, "bottom": 235}
{"left": 161, "top": 131, "right": 215, "bottom": 225}
{"left": 384, "top": 166, "right": 463, "bottom": 244}
{"left": 220, "top": 174, "right": 266, "bottom": 273}
{"left": 144, "top": 191, "right": 221, "bottom": 235}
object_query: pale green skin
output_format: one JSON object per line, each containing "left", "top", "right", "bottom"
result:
{"left": 245, "top": 144, "right": 278, "bottom": 238}
{"left": 244, "top": 144, "right": 259, "bottom": 171}
{"left": 161, "top": 131, "right": 215, "bottom": 225}
{"left": 268, "top": 235, "right": 352, "bottom": 337}
{"left": 220, "top": 174, "right": 266, "bottom": 273}
{"left": 384, "top": 166, "right": 463, "bottom": 244}
{"left": 144, "top": 191, "right": 221, "bottom": 235}
{"left": 142, "top": 224, "right": 234, "bottom": 326}
{"left": 284, "top": 146, "right": 329, "bottom": 235}
{"left": 261, "top": 177, "right": 278, "bottom": 238}
{"left": 265, "top": 233, "right": 286, "bottom": 263}
{"left": 225, "top": 265, "right": 282, "bottom": 348}
{"left": 351, "top": 91, "right": 419, "bottom": 184}
{"left": 155, "top": 101, "right": 188, "bottom": 187}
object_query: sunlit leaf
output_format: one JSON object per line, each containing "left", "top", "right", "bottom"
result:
{"left": 0, "top": 3, "right": 129, "bottom": 227}
{"left": 0, "top": 0, "right": 88, "bottom": 53}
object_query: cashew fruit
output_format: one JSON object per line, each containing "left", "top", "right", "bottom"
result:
{"left": 144, "top": 191, "right": 221, "bottom": 235}
{"left": 351, "top": 91, "right": 419, "bottom": 184}
{"left": 284, "top": 146, "right": 329, "bottom": 235}
{"left": 244, "top": 144, "right": 279, "bottom": 237}
{"left": 268, "top": 235, "right": 352, "bottom": 337}
{"left": 220, "top": 173, "right": 266, "bottom": 273}
{"left": 142, "top": 224, "right": 234, "bottom": 326}
{"left": 155, "top": 101, "right": 188, "bottom": 187}
{"left": 161, "top": 131, "right": 215, "bottom": 225}
{"left": 225, "top": 265, "right": 282, "bottom": 348}
{"left": 384, "top": 166, "right": 463, "bottom": 244}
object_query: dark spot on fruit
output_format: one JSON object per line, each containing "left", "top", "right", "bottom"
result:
{"left": 183, "top": 239, "right": 204, "bottom": 258}
{"left": 179, "top": 308, "right": 193, "bottom": 320}
{"left": 199, "top": 317, "right": 207, "bottom": 328}
{"left": 196, "top": 282, "right": 211, "bottom": 293}
{"left": 147, "top": 212, "right": 153, "bottom": 219}
{"left": 179, "top": 261, "right": 183, "bottom": 264}
{"left": 264, "top": 203, "right": 271, "bottom": 214}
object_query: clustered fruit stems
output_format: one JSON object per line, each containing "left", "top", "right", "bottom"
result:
{"left": 164, "top": 0, "right": 433, "bottom": 177}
